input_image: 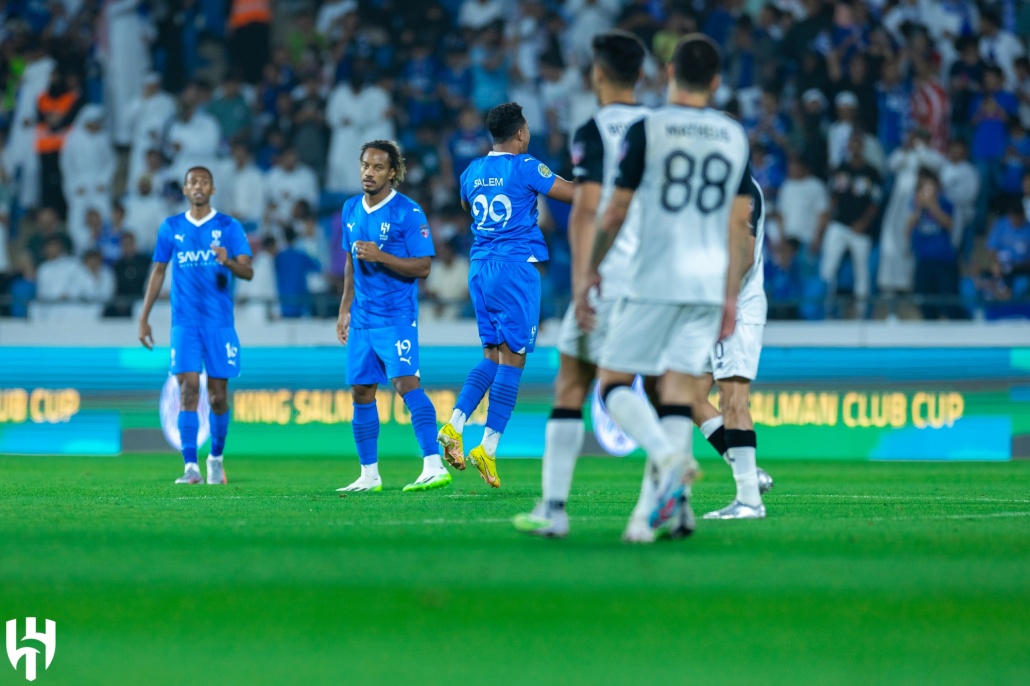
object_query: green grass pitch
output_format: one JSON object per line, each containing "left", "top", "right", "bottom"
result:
{"left": 1, "top": 455, "right": 1029, "bottom": 685}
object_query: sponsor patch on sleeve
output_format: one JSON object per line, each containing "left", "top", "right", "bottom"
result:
{"left": 538, "top": 163, "right": 553, "bottom": 178}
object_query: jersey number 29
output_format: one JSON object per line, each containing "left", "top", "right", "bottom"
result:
{"left": 660, "top": 151, "right": 732, "bottom": 215}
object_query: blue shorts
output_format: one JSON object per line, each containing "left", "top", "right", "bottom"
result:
{"left": 347, "top": 325, "right": 421, "bottom": 386}
{"left": 170, "top": 325, "right": 241, "bottom": 378}
{"left": 469, "top": 260, "right": 540, "bottom": 354}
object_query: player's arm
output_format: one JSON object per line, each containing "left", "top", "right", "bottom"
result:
{"left": 211, "top": 226, "right": 254, "bottom": 280}
{"left": 568, "top": 120, "right": 605, "bottom": 328}
{"left": 138, "top": 261, "right": 168, "bottom": 350}
{"left": 353, "top": 241, "right": 431, "bottom": 278}
{"left": 589, "top": 119, "right": 646, "bottom": 281}
{"left": 337, "top": 251, "right": 353, "bottom": 345}
{"left": 722, "top": 173, "right": 759, "bottom": 340}
{"left": 544, "top": 175, "right": 575, "bottom": 204}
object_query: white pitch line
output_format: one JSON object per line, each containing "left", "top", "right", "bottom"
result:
{"left": 776, "top": 494, "right": 1030, "bottom": 504}
{"left": 865, "top": 511, "right": 1030, "bottom": 522}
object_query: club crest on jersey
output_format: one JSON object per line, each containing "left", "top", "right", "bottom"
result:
{"left": 211, "top": 230, "right": 221, "bottom": 247}
{"left": 420, "top": 223, "right": 430, "bottom": 238}
{"left": 379, "top": 222, "right": 391, "bottom": 241}
{"left": 537, "top": 163, "right": 553, "bottom": 178}
{"left": 570, "top": 142, "right": 585, "bottom": 166}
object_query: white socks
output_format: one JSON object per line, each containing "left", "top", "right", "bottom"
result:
{"left": 542, "top": 417, "right": 585, "bottom": 504}
{"left": 729, "top": 445, "right": 760, "bottom": 506}
{"left": 422, "top": 454, "right": 445, "bottom": 474}
{"left": 659, "top": 415, "right": 693, "bottom": 460}
{"left": 360, "top": 462, "right": 380, "bottom": 481}
{"left": 481, "top": 427, "right": 501, "bottom": 456}
{"left": 449, "top": 409, "right": 467, "bottom": 433}
{"left": 606, "top": 386, "right": 674, "bottom": 459}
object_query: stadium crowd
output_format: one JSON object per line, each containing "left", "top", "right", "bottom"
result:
{"left": 1, "top": 0, "right": 1030, "bottom": 322}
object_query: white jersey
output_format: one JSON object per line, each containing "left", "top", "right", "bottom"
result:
{"left": 570, "top": 103, "right": 648, "bottom": 298}
{"left": 738, "top": 175, "right": 768, "bottom": 324}
{"left": 614, "top": 105, "right": 751, "bottom": 305}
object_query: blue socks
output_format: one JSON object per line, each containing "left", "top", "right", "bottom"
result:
{"left": 486, "top": 365, "right": 523, "bottom": 434}
{"left": 456, "top": 358, "right": 499, "bottom": 418}
{"left": 178, "top": 411, "right": 199, "bottom": 465}
{"left": 209, "top": 410, "right": 229, "bottom": 456}
{"left": 352, "top": 401, "right": 380, "bottom": 465}
{"left": 403, "top": 388, "right": 440, "bottom": 457}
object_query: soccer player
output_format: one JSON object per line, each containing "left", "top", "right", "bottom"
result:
{"left": 436, "top": 102, "right": 574, "bottom": 488}
{"left": 589, "top": 35, "right": 755, "bottom": 543}
{"left": 512, "top": 30, "right": 648, "bottom": 537}
{"left": 695, "top": 173, "right": 775, "bottom": 520}
{"left": 335, "top": 140, "right": 448, "bottom": 493}
{"left": 138, "top": 167, "right": 254, "bottom": 484}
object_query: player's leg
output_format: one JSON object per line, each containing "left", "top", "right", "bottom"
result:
{"left": 171, "top": 325, "right": 204, "bottom": 484}
{"left": 438, "top": 262, "right": 500, "bottom": 468}
{"left": 198, "top": 327, "right": 242, "bottom": 485}
{"left": 338, "top": 328, "right": 387, "bottom": 492}
{"left": 439, "top": 345, "right": 499, "bottom": 469}
{"left": 514, "top": 353, "right": 595, "bottom": 536}
{"left": 701, "top": 376, "right": 767, "bottom": 519}
{"left": 205, "top": 377, "right": 229, "bottom": 484}
{"left": 392, "top": 374, "right": 451, "bottom": 492}
{"left": 175, "top": 372, "right": 203, "bottom": 484}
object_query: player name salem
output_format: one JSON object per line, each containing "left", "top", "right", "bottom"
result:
{"left": 665, "top": 123, "right": 731, "bottom": 141}
{"left": 473, "top": 177, "right": 504, "bottom": 188}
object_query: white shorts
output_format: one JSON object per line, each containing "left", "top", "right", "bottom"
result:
{"left": 704, "top": 320, "right": 764, "bottom": 381}
{"left": 556, "top": 296, "right": 616, "bottom": 363}
{"left": 599, "top": 300, "right": 722, "bottom": 377}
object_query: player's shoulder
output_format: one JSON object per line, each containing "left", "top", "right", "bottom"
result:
{"left": 516, "top": 153, "right": 554, "bottom": 182}
{"left": 161, "top": 212, "right": 186, "bottom": 230}
{"left": 572, "top": 116, "right": 602, "bottom": 145}
{"left": 393, "top": 192, "right": 427, "bottom": 221}
{"left": 340, "top": 194, "right": 363, "bottom": 217}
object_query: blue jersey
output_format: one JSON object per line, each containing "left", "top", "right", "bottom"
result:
{"left": 342, "top": 190, "right": 435, "bottom": 328}
{"left": 459, "top": 151, "right": 557, "bottom": 262}
{"left": 153, "top": 210, "right": 251, "bottom": 327}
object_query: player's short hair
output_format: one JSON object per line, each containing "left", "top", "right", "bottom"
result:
{"left": 672, "top": 34, "right": 722, "bottom": 92}
{"left": 183, "top": 166, "right": 214, "bottom": 184}
{"left": 360, "top": 140, "right": 406, "bottom": 186}
{"left": 591, "top": 30, "right": 646, "bottom": 87}
{"left": 486, "top": 102, "right": 526, "bottom": 144}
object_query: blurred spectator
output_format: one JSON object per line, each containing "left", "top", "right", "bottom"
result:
{"left": 228, "top": 0, "right": 272, "bottom": 84}
{"left": 766, "top": 237, "right": 805, "bottom": 320}
{"left": 291, "top": 73, "right": 329, "bottom": 178}
{"left": 35, "top": 236, "right": 81, "bottom": 303}
{"left": 25, "top": 209, "right": 73, "bottom": 266}
{"left": 316, "top": 0, "right": 358, "bottom": 41}
{"left": 7, "top": 254, "right": 38, "bottom": 319}
{"left": 911, "top": 59, "right": 951, "bottom": 153}
{"left": 751, "top": 143, "right": 785, "bottom": 203}
{"left": 909, "top": 171, "right": 962, "bottom": 320}
{"left": 796, "top": 88, "right": 830, "bottom": 178}
{"left": 36, "top": 69, "right": 83, "bottom": 218}
{"left": 439, "top": 49, "right": 474, "bottom": 119}
{"left": 220, "top": 141, "right": 266, "bottom": 234}
{"left": 123, "top": 176, "right": 168, "bottom": 254}
{"left": 459, "top": 0, "right": 504, "bottom": 31}
{"left": 104, "top": 233, "right": 151, "bottom": 318}
{"left": 126, "top": 74, "right": 177, "bottom": 189}
{"left": 879, "top": 130, "right": 946, "bottom": 295}
{"left": 100, "top": 0, "right": 154, "bottom": 147}
{"left": 326, "top": 73, "right": 394, "bottom": 195}
{"left": 950, "top": 36, "right": 986, "bottom": 142}
{"left": 425, "top": 241, "right": 470, "bottom": 319}
{"left": 444, "top": 106, "right": 491, "bottom": 187}
{"left": 165, "top": 84, "right": 222, "bottom": 182}
{"left": 876, "top": 59, "right": 911, "bottom": 156}
{"left": 291, "top": 200, "right": 331, "bottom": 312}
{"left": 971, "top": 65, "right": 1019, "bottom": 228}
{"left": 1015, "top": 57, "right": 1030, "bottom": 129}
{"left": 998, "top": 120, "right": 1030, "bottom": 198}
{"left": 403, "top": 42, "right": 443, "bottom": 128}
{"left": 829, "top": 53, "right": 878, "bottom": 134}
{"left": 74, "top": 249, "right": 115, "bottom": 313}
{"left": 816, "top": 132, "right": 883, "bottom": 315}
{"left": 979, "top": 10, "right": 1025, "bottom": 88}
{"left": 61, "top": 106, "right": 115, "bottom": 254}
{"left": 986, "top": 197, "right": 1030, "bottom": 288}
{"left": 940, "top": 139, "right": 981, "bottom": 257}
{"left": 208, "top": 73, "right": 254, "bottom": 145}
{"left": 828, "top": 91, "right": 860, "bottom": 171}
{"left": 275, "top": 226, "right": 320, "bottom": 318}
{"left": 237, "top": 235, "right": 280, "bottom": 321}
{"left": 470, "top": 30, "right": 509, "bottom": 113}
{"left": 3, "top": 39, "right": 55, "bottom": 210}
{"left": 85, "top": 208, "right": 122, "bottom": 266}
{"left": 775, "top": 157, "right": 828, "bottom": 252}
{"left": 264, "top": 147, "right": 319, "bottom": 235}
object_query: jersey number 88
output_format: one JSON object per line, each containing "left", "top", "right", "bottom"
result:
{"left": 660, "top": 151, "right": 732, "bottom": 215}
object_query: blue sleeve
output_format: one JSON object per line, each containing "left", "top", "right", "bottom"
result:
{"left": 230, "top": 220, "right": 252, "bottom": 258}
{"left": 341, "top": 206, "right": 353, "bottom": 251}
{"left": 403, "top": 205, "right": 436, "bottom": 259}
{"left": 521, "top": 156, "right": 558, "bottom": 196}
{"left": 153, "top": 220, "right": 172, "bottom": 263}
{"left": 458, "top": 168, "right": 470, "bottom": 205}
